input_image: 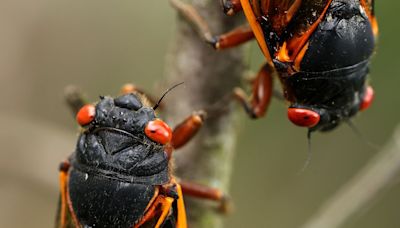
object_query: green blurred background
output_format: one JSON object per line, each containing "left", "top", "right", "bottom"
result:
{"left": 1, "top": 1, "right": 399, "bottom": 227}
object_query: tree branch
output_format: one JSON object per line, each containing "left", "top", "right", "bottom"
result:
{"left": 164, "top": 1, "right": 246, "bottom": 227}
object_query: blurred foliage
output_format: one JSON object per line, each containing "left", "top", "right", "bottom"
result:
{"left": 0, "top": 1, "right": 399, "bottom": 228}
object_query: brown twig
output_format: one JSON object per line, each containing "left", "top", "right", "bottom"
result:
{"left": 164, "top": 1, "right": 246, "bottom": 227}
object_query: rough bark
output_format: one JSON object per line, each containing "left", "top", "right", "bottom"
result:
{"left": 164, "top": 1, "right": 246, "bottom": 227}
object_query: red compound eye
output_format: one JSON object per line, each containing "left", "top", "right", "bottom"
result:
{"left": 288, "top": 108, "right": 320, "bottom": 128}
{"left": 145, "top": 119, "right": 172, "bottom": 145}
{"left": 76, "top": 104, "right": 96, "bottom": 126}
{"left": 360, "top": 86, "right": 374, "bottom": 111}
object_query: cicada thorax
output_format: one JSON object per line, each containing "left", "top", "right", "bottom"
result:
{"left": 248, "top": 0, "right": 377, "bottom": 130}
{"left": 67, "top": 168, "right": 158, "bottom": 227}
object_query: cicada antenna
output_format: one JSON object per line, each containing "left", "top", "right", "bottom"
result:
{"left": 298, "top": 129, "right": 313, "bottom": 174}
{"left": 346, "top": 120, "right": 380, "bottom": 150}
{"left": 153, "top": 82, "right": 185, "bottom": 111}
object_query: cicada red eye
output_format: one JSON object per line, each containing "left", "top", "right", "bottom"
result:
{"left": 145, "top": 119, "right": 172, "bottom": 145}
{"left": 287, "top": 108, "right": 320, "bottom": 128}
{"left": 360, "top": 86, "right": 374, "bottom": 111}
{"left": 76, "top": 104, "right": 96, "bottom": 126}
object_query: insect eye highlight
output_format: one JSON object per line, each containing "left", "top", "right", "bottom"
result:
{"left": 76, "top": 104, "right": 96, "bottom": 126}
{"left": 145, "top": 119, "right": 172, "bottom": 145}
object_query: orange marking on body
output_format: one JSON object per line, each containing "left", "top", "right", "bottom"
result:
{"left": 240, "top": 0, "right": 273, "bottom": 64}
{"left": 175, "top": 184, "right": 188, "bottom": 228}
{"left": 285, "top": 0, "right": 333, "bottom": 62}
{"left": 360, "top": 0, "right": 379, "bottom": 37}
{"left": 277, "top": 42, "right": 291, "bottom": 62}
{"left": 371, "top": 17, "right": 379, "bottom": 37}
{"left": 294, "top": 42, "right": 309, "bottom": 71}
{"left": 134, "top": 195, "right": 176, "bottom": 228}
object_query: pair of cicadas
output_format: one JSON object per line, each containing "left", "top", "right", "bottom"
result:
{"left": 56, "top": 0, "right": 379, "bottom": 227}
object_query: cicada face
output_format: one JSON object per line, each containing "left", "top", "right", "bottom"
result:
{"left": 74, "top": 93, "right": 172, "bottom": 185}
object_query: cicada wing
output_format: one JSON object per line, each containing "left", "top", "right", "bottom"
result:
{"left": 55, "top": 194, "right": 76, "bottom": 228}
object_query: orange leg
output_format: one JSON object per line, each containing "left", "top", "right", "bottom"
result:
{"left": 180, "top": 181, "right": 231, "bottom": 213}
{"left": 121, "top": 83, "right": 142, "bottom": 95}
{"left": 214, "top": 25, "right": 255, "bottom": 50}
{"left": 169, "top": 0, "right": 255, "bottom": 49}
{"left": 170, "top": 111, "right": 206, "bottom": 150}
{"left": 154, "top": 197, "right": 174, "bottom": 228}
{"left": 233, "top": 63, "right": 273, "bottom": 118}
{"left": 134, "top": 196, "right": 175, "bottom": 228}
{"left": 121, "top": 83, "right": 153, "bottom": 97}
